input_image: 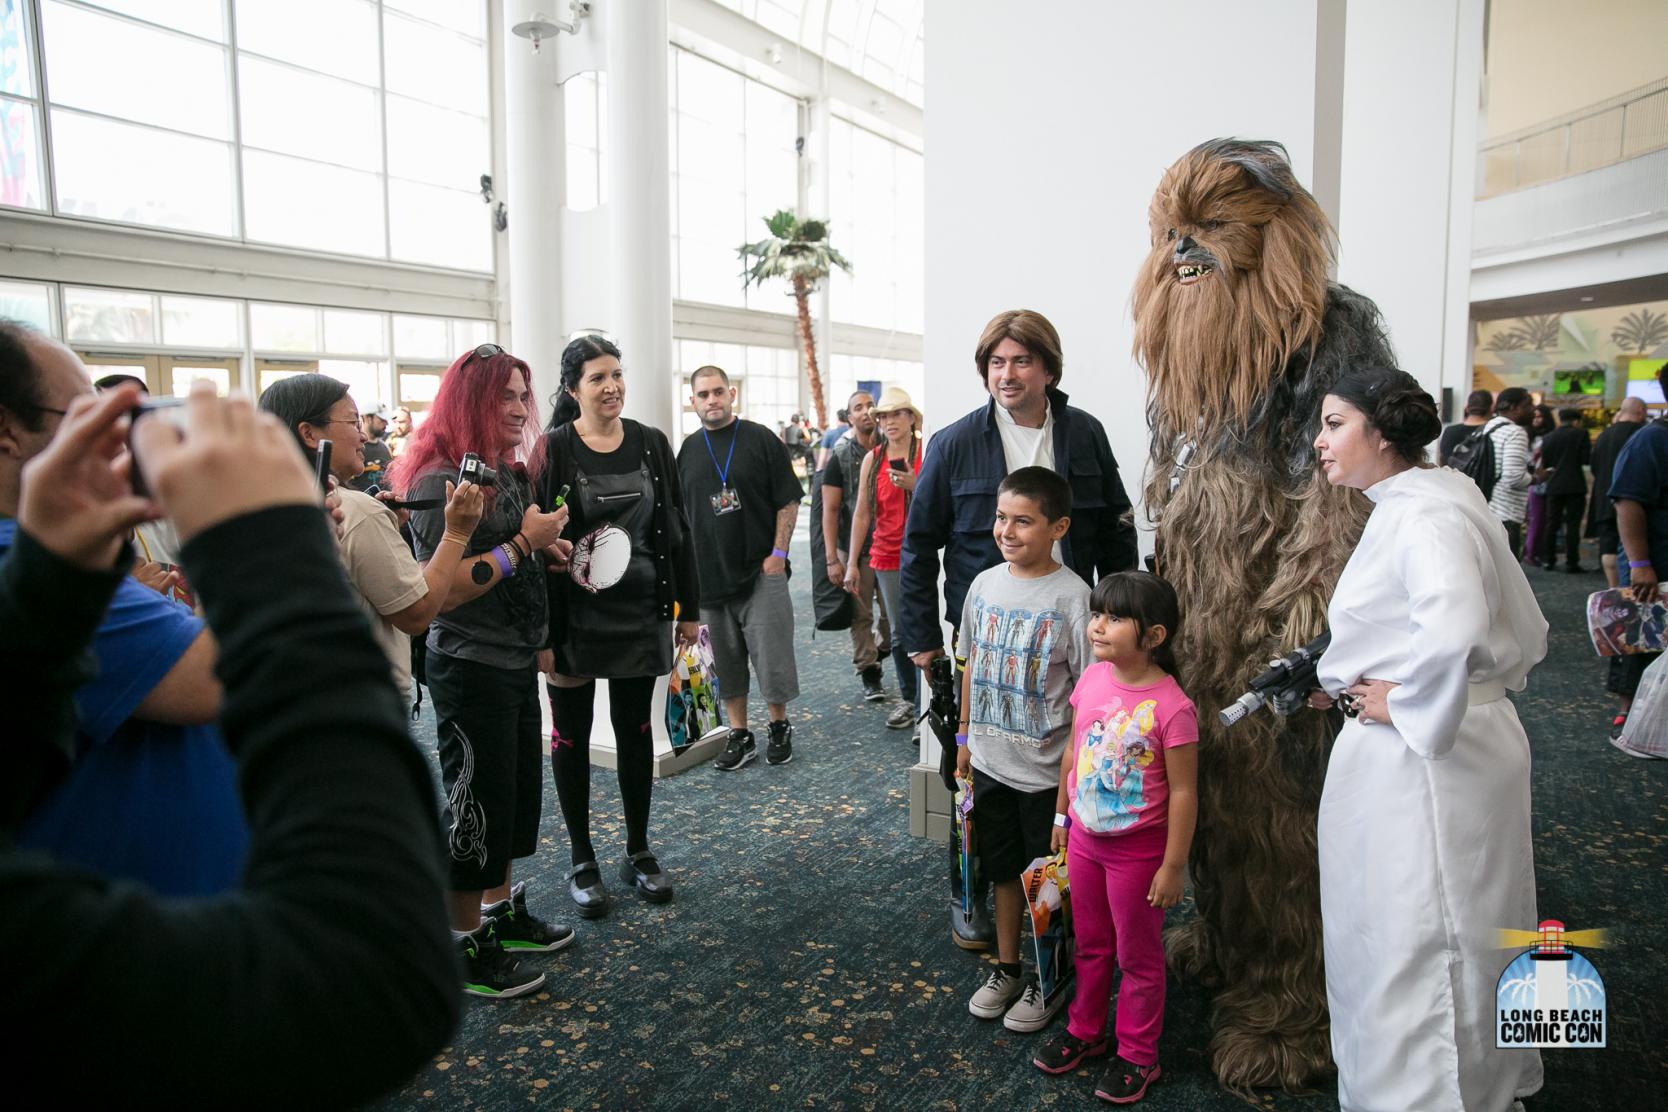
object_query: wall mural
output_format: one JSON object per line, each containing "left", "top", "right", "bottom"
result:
{"left": 1474, "top": 299, "right": 1668, "bottom": 423}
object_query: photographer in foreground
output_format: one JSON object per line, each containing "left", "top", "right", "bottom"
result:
{"left": 386, "top": 344, "right": 573, "bottom": 998}
{"left": 2, "top": 383, "right": 459, "bottom": 1105}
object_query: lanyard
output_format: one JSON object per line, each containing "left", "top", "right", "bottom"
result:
{"left": 702, "top": 425, "right": 736, "bottom": 487}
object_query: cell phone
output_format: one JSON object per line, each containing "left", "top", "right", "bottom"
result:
{"left": 315, "top": 439, "right": 333, "bottom": 491}
{"left": 888, "top": 458, "right": 906, "bottom": 472}
{"left": 127, "top": 396, "right": 188, "bottom": 499}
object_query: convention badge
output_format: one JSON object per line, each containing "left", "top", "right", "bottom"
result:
{"left": 710, "top": 484, "right": 741, "bottom": 515}
{"left": 570, "top": 524, "right": 631, "bottom": 593}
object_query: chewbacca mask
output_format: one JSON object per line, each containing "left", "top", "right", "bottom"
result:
{"left": 1132, "top": 139, "right": 1394, "bottom": 1092}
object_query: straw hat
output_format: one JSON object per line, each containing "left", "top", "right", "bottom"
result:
{"left": 872, "top": 385, "right": 922, "bottom": 428}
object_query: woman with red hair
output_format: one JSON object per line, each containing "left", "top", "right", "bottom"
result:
{"left": 388, "top": 344, "right": 573, "bottom": 1000}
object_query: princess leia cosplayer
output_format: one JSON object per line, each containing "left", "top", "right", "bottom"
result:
{"left": 1306, "top": 366, "right": 1547, "bottom": 1112}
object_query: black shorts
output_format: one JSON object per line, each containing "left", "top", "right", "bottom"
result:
{"left": 427, "top": 651, "right": 544, "bottom": 891}
{"left": 1597, "top": 520, "right": 1620, "bottom": 561}
{"left": 970, "top": 766, "right": 1056, "bottom": 883}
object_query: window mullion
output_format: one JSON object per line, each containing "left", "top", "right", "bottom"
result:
{"left": 376, "top": 0, "right": 393, "bottom": 261}
{"left": 225, "top": 0, "right": 247, "bottom": 240}
{"left": 28, "top": 0, "right": 58, "bottom": 215}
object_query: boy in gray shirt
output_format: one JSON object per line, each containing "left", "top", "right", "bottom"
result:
{"left": 954, "top": 467, "right": 1091, "bottom": 1034}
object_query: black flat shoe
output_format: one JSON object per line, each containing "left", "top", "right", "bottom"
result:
{"left": 619, "top": 851, "right": 674, "bottom": 904}
{"left": 566, "top": 861, "right": 609, "bottom": 919}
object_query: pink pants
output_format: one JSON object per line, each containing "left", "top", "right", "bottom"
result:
{"left": 1066, "top": 822, "right": 1168, "bottom": 1066}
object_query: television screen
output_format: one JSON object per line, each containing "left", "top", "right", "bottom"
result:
{"left": 1553, "top": 369, "right": 1605, "bottom": 395}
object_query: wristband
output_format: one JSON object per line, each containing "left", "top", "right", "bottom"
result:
{"left": 491, "top": 546, "right": 513, "bottom": 578}
{"left": 441, "top": 530, "right": 473, "bottom": 547}
{"left": 500, "top": 542, "right": 522, "bottom": 570}
{"left": 771, "top": 547, "right": 789, "bottom": 560}
{"left": 1629, "top": 560, "right": 1652, "bottom": 569}
{"left": 513, "top": 532, "right": 532, "bottom": 558}
{"left": 955, "top": 732, "right": 968, "bottom": 748}
{"left": 1053, "top": 812, "right": 1069, "bottom": 829}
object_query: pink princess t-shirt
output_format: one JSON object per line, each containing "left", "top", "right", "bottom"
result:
{"left": 1067, "top": 663, "right": 1198, "bottom": 837}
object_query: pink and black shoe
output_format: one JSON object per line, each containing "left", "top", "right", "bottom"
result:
{"left": 1094, "top": 1057, "right": 1161, "bottom": 1103}
{"left": 1032, "top": 1030, "right": 1108, "bottom": 1074}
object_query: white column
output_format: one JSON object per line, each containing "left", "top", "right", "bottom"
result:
{"left": 502, "top": 6, "right": 567, "bottom": 410}
{"left": 1336, "top": 0, "right": 1486, "bottom": 408}
{"left": 602, "top": 0, "right": 673, "bottom": 432}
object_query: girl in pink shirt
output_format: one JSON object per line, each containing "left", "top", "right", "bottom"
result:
{"left": 1034, "top": 571, "right": 1198, "bottom": 1103}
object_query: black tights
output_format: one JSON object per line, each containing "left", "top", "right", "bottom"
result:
{"left": 548, "top": 676, "right": 658, "bottom": 871}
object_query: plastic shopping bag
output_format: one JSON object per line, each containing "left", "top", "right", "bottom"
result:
{"left": 665, "top": 625, "right": 726, "bottom": 753}
{"left": 1613, "top": 652, "right": 1668, "bottom": 760}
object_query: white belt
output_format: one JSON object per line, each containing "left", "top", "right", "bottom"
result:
{"left": 1468, "top": 680, "right": 1506, "bottom": 706}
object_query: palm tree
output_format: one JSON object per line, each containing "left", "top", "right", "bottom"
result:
{"left": 1611, "top": 308, "right": 1668, "bottom": 354}
{"left": 738, "top": 209, "right": 852, "bottom": 429}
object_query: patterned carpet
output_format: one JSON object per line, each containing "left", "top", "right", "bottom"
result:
{"left": 377, "top": 537, "right": 1664, "bottom": 1110}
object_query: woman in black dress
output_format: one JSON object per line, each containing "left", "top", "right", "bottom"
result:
{"left": 539, "top": 336, "right": 699, "bottom": 917}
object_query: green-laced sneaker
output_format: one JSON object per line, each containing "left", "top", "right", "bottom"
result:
{"left": 457, "top": 921, "right": 545, "bottom": 999}
{"left": 483, "top": 882, "right": 575, "bottom": 953}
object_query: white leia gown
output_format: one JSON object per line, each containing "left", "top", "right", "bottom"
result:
{"left": 1316, "top": 466, "right": 1547, "bottom": 1112}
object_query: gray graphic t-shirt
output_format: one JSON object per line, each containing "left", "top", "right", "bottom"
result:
{"left": 958, "top": 563, "right": 1091, "bottom": 792}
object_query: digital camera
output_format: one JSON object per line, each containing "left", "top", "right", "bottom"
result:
{"left": 458, "top": 452, "right": 498, "bottom": 488}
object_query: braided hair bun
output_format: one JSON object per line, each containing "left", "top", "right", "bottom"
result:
{"left": 1327, "top": 365, "right": 1441, "bottom": 463}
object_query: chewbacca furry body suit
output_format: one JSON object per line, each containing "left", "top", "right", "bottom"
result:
{"left": 1132, "top": 140, "right": 1394, "bottom": 1090}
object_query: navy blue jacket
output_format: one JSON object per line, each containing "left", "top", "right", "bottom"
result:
{"left": 896, "top": 388, "right": 1138, "bottom": 654}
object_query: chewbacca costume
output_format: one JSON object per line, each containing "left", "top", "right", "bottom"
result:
{"left": 1131, "top": 139, "right": 1394, "bottom": 1090}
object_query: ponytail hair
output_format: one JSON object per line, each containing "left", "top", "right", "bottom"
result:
{"left": 549, "top": 334, "right": 623, "bottom": 430}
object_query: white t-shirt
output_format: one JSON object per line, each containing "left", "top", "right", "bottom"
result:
{"left": 993, "top": 400, "right": 1062, "bottom": 560}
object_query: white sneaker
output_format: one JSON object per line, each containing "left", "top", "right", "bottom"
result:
{"left": 968, "top": 966, "right": 1025, "bottom": 1019}
{"left": 1002, "top": 974, "right": 1062, "bottom": 1032}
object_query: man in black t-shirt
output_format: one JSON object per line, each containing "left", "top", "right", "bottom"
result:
{"left": 678, "top": 366, "right": 805, "bottom": 771}
{"left": 350, "top": 404, "right": 394, "bottom": 492}
{"left": 1437, "top": 388, "right": 1493, "bottom": 465}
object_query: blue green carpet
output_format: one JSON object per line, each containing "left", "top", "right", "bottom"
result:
{"left": 377, "top": 538, "right": 1664, "bottom": 1110}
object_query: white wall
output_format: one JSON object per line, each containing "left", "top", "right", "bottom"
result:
{"left": 924, "top": 0, "right": 1481, "bottom": 498}
{"left": 1336, "top": 0, "right": 1484, "bottom": 410}
{"left": 922, "top": 0, "right": 1328, "bottom": 507}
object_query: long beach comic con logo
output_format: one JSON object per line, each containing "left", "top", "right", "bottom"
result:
{"left": 1496, "top": 919, "right": 1607, "bottom": 1049}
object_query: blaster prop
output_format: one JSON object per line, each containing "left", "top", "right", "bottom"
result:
{"left": 923, "top": 655, "right": 960, "bottom": 792}
{"left": 1218, "top": 630, "right": 1332, "bottom": 727}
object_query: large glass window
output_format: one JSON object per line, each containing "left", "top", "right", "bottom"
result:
{"left": 0, "top": 278, "right": 54, "bottom": 333}
{"left": 827, "top": 115, "right": 923, "bottom": 333}
{"left": 669, "top": 48, "right": 801, "bottom": 311}
{"left": 8, "top": 1, "right": 493, "bottom": 270}
{"left": 674, "top": 338, "right": 799, "bottom": 435}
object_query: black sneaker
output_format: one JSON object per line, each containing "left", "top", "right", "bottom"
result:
{"left": 1094, "top": 1057, "right": 1161, "bottom": 1103}
{"left": 484, "top": 882, "right": 575, "bottom": 953}
{"left": 860, "top": 666, "right": 886, "bottom": 702}
{"left": 714, "top": 728, "right": 756, "bottom": 771}
{"left": 457, "top": 922, "right": 546, "bottom": 999}
{"left": 766, "top": 719, "right": 794, "bottom": 765}
{"left": 1033, "top": 1029, "right": 1109, "bottom": 1074}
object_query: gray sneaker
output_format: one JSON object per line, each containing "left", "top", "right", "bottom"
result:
{"left": 887, "top": 702, "right": 916, "bottom": 730}
{"left": 1003, "top": 974, "right": 1062, "bottom": 1032}
{"left": 968, "top": 966, "right": 1025, "bottom": 1019}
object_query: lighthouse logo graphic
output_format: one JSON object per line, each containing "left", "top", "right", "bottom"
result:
{"left": 1495, "top": 919, "right": 1607, "bottom": 1049}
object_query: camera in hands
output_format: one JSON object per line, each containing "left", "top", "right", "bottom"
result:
{"left": 458, "top": 452, "right": 497, "bottom": 489}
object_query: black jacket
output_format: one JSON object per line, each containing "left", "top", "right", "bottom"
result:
{"left": 896, "top": 388, "right": 1138, "bottom": 654}
{"left": 2, "top": 506, "right": 459, "bottom": 1106}
{"left": 1538, "top": 424, "right": 1590, "bottom": 497}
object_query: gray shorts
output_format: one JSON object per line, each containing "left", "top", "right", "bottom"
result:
{"left": 701, "top": 571, "right": 800, "bottom": 705}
